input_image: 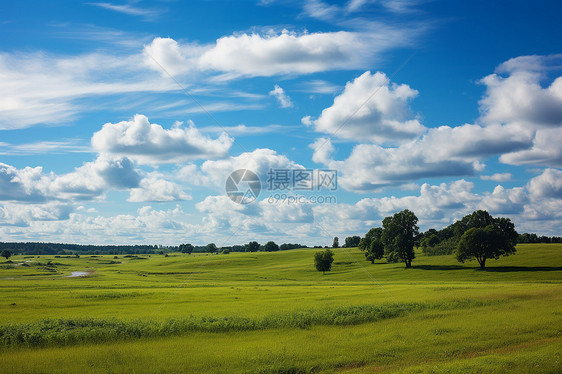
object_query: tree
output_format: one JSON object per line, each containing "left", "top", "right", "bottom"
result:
{"left": 332, "top": 237, "right": 339, "bottom": 248}
{"left": 246, "top": 241, "right": 260, "bottom": 252}
{"left": 1, "top": 250, "right": 12, "bottom": 260}
{"left": 358, "top": 228, "right": 379, "bottom": 251}
{"left": 365, "top": 228, "right": 384, "bottom": 264}
{"left": 180, "top": 243, "right": 194, "bottom": 255}
{"left": 344, "top": 236, "right": 361, "bottom": 248}
{"left": 314, "top": 249, "right": 334, "bottom": 274}
{"left": 206, "top": 243, "right": 218, "bottom": 254}
{"left": 456, "top": 218, "right": 518, "bottom": 269}
{"left": 358, "top": 228, "right": 384, "bottom": 263}
{"left": 264, "top": 241, "right": 279, "bottom": 252}
{"left": 382, "top": 209, "right": 419, "bottom": 268}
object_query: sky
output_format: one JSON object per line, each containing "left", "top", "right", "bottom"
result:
{"left": 0, "top": 0, "right": 561, "bottom": 246}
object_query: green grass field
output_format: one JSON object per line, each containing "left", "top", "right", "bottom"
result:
{"left": 0, "top": 244, "right": 560, "bottom": 373}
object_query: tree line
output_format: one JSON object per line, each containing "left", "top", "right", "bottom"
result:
{"left": 347, "top": 209, "right": 521, "bottom": 269}
{"left": 0, "top": 242, "right": 159, "bottom": 256}
{"left": 178, "top": 241, "right": 307, "bottom": 254}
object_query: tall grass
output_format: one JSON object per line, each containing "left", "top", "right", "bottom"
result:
{"left": 0, "top": 299, "right": 492, "bottom": 348}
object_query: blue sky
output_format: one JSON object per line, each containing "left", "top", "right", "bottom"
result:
{"left": 0, "top": 0, "right": 561, "bottom": 246}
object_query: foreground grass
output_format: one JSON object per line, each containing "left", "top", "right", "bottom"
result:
{"left": 0, "top": 289, "right": 559, "bottom": 373}
{"left": 0, "top": 244, "right": 560, "bottom": 372}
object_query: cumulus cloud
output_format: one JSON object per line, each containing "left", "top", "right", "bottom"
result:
{"left": 0, "top": 202, "right": 73, "bottom": 227}
{"left": 269, "top": 85, "right": 293, "bottom": 108}
{"left": 478, "top": 185, "right": 528, "bottom": 214}
{"left": 179, "top": 148, "right": 304, "bottom": 189}
{"left": 143, "top": 37, "right": 206, "bottom": 76}
{"left": 304, "top": 67, "right": 537, "bottom": 191}
{"left": 307, "top": 71, "right": 424, "bottom": 143}
{"left": 480, "top": 54, "right": 562, "bottom": 128}
{"left": 128, "top": 174, "right": 191, "bottom": 202}
{"left": 198, "top": 30, "right": 368, "bottom": 77}
{"left": 478, "top": 55, "right": 562, "bottom": 168}
{"left": 0, "top": 155, "right": 144, "bottom": 203}
{"left": 310, "top": 121, "right": 531, "bottom": 191}
{"left": 500, "top": 128, "right": 562, "bottom": 167}
{"left": 145, "top": 25, "right": 416, "bottom": 79}
{"left": 51, "top": 156, "right": 141, "bottom": 201}
{"left": 0, "top": 163, "right": 52, "bottom": 202}
{"left": 527, "top": 168, "right": 562, "bottom": 199}
{"left": 91, "top": 114, "right": 233, "bottom": 164}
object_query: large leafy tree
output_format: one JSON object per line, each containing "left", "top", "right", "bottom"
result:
{"left": 1, "top": 250, "right": 12, "bottom": 260}
{"left": 314, "top": 249, "right": 334, "bottom": 274}
{"left": 382, "top": 210, "right": 419, "bottom": 268}
{"left": 456, "top": 215, "right": 518, "bottom": 268}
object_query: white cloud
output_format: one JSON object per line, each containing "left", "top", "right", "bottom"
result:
{"left": 303, "top": 0, "right": 341, "bottom": 21}
{"left": 500, "top": 128, "right": 562, "bottom": 167}
{"left": 128, "top": 174, "right": 191, "bottom": 202}
{"left": 0, "top": 51, "right": 173, "bottom": 129}
{"left": 481, "top": 173, "right": 512, "bottom": 182}
{"left": 310, "top": 137, "right": 334, "bottom": 164}
{"left": 180, "top": 148, "right": 304, "bottom": 189}
{"left": 527, "top": 168, "right": 562, "bottom": 199}
{"left": 199, "top": 124, "right": 291, "bottom": 136}
{"left": 478, "top": 185, "right": 528, "bottom": 214}
{"left": 269, "top": 85, "right": 294, "bottom": 108}
{"left": 0, "top": 140, "right": 90, "bottom": 156}
{"left": 0, "top": 202, "right": 73, "bottom": 227}
{"left": 0, "top": 163, "right": 52, "bottom": 202}
{"left": 299, "top": 80, "right": 340, "bottom": 94}
{"left": 480, "top": 58, "right": 562, "bottom": 128}
{"left": 87, "top": 2, "right": 164, "bottom": 20}
{"left": 309, "top": 121, "right": 532, "bottom": 191}
{"left": 198, "top": 30, "right": 367, "bottom": 77}
{"left": 143, "top": 37, "right": 206, "bottom": 76}
{"left": 51, "top": 156, "right": 141, "bottom": 201}
{"left": 91, "top": 114, "right": 233, "bottom": 164}
{"left": 308, "top": 71, "right": 425, "bottom": 143}
{"left": 479, "top": 55, "right": 562, "bottom": 168}
{"left": 304, "top": 67, "right": 537, "bottom": 191}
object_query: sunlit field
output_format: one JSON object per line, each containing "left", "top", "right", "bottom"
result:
{"left": 1, "top": 244, "right": 560, "bottom": 373}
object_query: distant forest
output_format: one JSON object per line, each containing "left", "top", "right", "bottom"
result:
{"left": 0, "top": 242, "right": 307, "bottom": 255}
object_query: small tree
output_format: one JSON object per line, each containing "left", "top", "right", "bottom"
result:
{"left": 1, "top": 250, "right": 12, "bottom": 260}
{"left": 332, "top": 237, "right": 339, "bottom": 248}
{"left": 246, "top": 241, "right": 260, "bottom": 252}
{"left": 314, "top": 249, "right": 334, "bottom": 274}
{"left": 264, "top": 241, "right": 279, "bottom": 252}
{"left": 382, "top": 209, "right": 419, "bottom": 268}
{"left": 206, "top": 243, "right": 218, "bottom": 254}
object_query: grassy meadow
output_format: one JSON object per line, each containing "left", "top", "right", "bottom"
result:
{"left": 0, "top": 244, "right": 560, "bottom": 373}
